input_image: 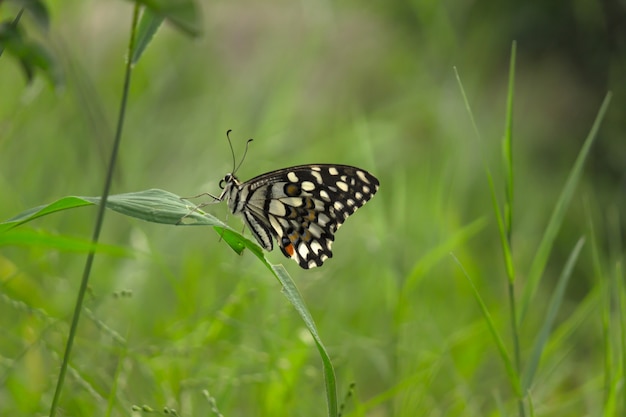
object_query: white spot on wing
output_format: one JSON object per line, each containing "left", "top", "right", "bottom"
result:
{"left": 356, "top": 170, "right": 370, "bottom": 183}
{"left": 301, "top": 181, "right": 315, "bottom": 191}
{"left": 311, "top": 171, "right": 323, "bottom": 183}
{"left": 298, "top": 243, "right": 310, "bottom": 258}
{"left": 328, "top": 167, "right": 339, "bottom": 175}
{"left": 336, "top": 181, "right": 349, "bottom": 192}
{"left": 287, "top": 172, "right": 299, "bottom": 182}
{"left": 319, "top": 190, "right": 331, "bottom": 201}
{"left": 310, "top": 241, "right": 323, "bottom": 254}
{"left": 333, "top": 201, "right": 344, "bottom": 211}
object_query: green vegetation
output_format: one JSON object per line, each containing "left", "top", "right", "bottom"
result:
{"left": 1, "top": 1, "right": 623, "bottom": 416}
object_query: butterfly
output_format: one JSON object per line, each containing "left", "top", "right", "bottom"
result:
{"left": 206, "top": 132, "right": 380, "bottom": 269}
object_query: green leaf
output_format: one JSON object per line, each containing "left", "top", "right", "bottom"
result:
{"left": 1, "top": 189, "right": 205, "bottom": 229}
{"left": 1, "top": 196, "right": 93, "bottom": 233}
{"left": 271, "top": 264, "right": 338, "bottom": 417}
{"left": 0, "top": 228, "right": 131, "bottom": 256}
{"left": 519, "top": 92, "right": 612, "bottom": 323}
{"left": 453, "top": 254, "right": 522, "bottom": 397}
{"left": 6, "top": 0, "right": 50, "bottom": 31}
{"left": 502, "top": 41, "right": 516, "bottom": 240}
{"left": 521, "top": 237, "right": 585, "bottom": 390}
{"left": 87, "top": 189, "right": 222, "bottom": 226}
{"left": 0, "top": 19, "right": 63, "bottom": 87}
{"left": 2, "top": 188, "right": 338, "bottom": 415}
{"left": 132, "top": 7, "right": 164, "bottom": 64}
{"left": 132, "top": 0, "right": 202, "bottom": 38}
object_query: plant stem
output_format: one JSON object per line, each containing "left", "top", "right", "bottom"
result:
{"left": 48, "top": 4, "right": 140, "bottom": 416}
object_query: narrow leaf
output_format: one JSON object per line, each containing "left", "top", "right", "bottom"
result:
{"left": 272, "top": 264, "right": 338, "bottom": 417}
{"left": 1, "top": 187, "right": 337, "bottom": 414}
{"left": 132, "top": 0, "right": 201, "bottom": 37}
{"left": 519, "top": 92, "right": 612, "bottom": 323}
{"left": 0, "top": 228, "right": 131, "bottom": 256}
{"left": 1, "top": 196, "right": 93, "bottom": 233}
{"left": 452, "top": 254, "right": 522, "bottom": 397}
{"left": 503, "top": 41, "right": 516, "bottom": 238}
{"left": 7, "top": 0, "right": 50, "bottom": 31}
{"left": 521, "top": 237, "right": 585, "bottom": 390}
{"left": 132, "top": 7, "right": 163, "bottom": 64}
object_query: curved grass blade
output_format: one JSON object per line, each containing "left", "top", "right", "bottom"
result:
{"left": 519, "top": 92, "right": 612, "bottom": 323}
{"left": 132, "top": 7, "right": 163, "bottom": 64}
{"left": 1, "top": 196, "right": 94, "bottom": 233}
{"left": 272, "top": 264, "right": 338, "bottom": 417}
{"left": 0, "top": 228, "right": 131, "bottom": 256}
{"left": 452, "top": 254, "right": 522, "bottom": 397}
{"left": 212, "top": 227, "right": 339, "bottom": 416}
{"left": 521, "top": 237, "right": 585, "bottom": 391}
{"left": 133, "top": 0, "right": 202, "bottom": 37}
{"left": 2, "top": 189, "right": 338, "bottom": 414}
{"left": 0, "top": 189, "right": 247, "bottom": 254}
{"left": 5, "top": 0, "right": 50, "bottom": 31}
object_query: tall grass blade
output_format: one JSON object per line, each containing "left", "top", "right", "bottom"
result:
{"left": 48, "top": 6, "right": 141, "bottom": 416}
{"left": 452, "top": 254, "right": 522, "bottom": 397}
{"left": 272, "top": 265, "right": 338, "bottom": 417}
{"left": 132, "top": 7, "right": 163, "bottom": 64}
{"left": 133, "top": 0, "right": 202, "bottom": 37}
{"left": 503, "top": 41, "right": 516, "bottom": 240}
{"left": 519, "top": 92, "right": 612, "bottom": 323}
{"left": 521, "top": 237, "right": 585, "bottom": 390}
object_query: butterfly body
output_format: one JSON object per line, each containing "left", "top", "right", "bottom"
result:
{"left": 217, "top": 164, "right": 379, "bottom": 269}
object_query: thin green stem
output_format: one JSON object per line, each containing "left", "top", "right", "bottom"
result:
{"left": 48, "top": 4, "right": 140, "bottom": 416}
{"left": 508, "top": 281, "right": 524, "bottom": 413}
{"left": 502, "top": 41, "right": 525, "bottom": 416}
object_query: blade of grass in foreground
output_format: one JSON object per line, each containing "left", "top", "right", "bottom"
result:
{"left": 1, "top": 188, "right": 339, "bottom": 416}
{"left": 519, "top": 92, "right": 612, "bottom": 324}
{"left": 521, "top": 237, "right": 585, "bottom": 391}
{"left": 216, "top": 227, "right": 338, "bottom": 416}
{"left": 47, "top": 5, "right": 143, "bottom": 415}
{"left": 0, "top": 228, "right": 130, "bottom": 256}
{"left": 452, "top": 254, "right": 522, "bottom": 398}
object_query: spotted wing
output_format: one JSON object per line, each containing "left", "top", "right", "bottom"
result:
{"left": 240, "top": 164, "right": 379, "bottom": 269}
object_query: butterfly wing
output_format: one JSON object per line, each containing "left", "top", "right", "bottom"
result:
{"left": 241, "top": 164, "right": 379, "bottom": 269}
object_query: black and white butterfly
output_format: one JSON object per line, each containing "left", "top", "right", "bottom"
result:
{"left": 206, "top": 132, "right": 380, "bottom": 269}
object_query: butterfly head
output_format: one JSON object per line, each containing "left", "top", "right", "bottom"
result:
{"left": 217, "top": 172, "right": 242, "bottom": 204}
{"left": 219, "top": 173, "right": 237, "bottom": 190}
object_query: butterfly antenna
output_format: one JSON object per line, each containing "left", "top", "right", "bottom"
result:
{"left": 226, "top": 129, "right": 237, "bottom": 173}
{"left": 234, "top": 138, "right": 254, "bottom": 174}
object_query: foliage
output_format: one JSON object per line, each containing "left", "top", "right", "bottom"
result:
{"left": 0, "top": 1, "right": 623, "bottom": 416}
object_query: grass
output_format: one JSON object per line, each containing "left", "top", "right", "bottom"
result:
{"left": 0, "top": 1, "right": 623, "bottom": 416}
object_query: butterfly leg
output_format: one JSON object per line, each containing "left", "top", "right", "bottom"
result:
{"left": 177, "top": 194, "right": 223, "bottom": 225}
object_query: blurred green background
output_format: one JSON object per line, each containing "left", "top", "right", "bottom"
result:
{"left": 1, "top": 0, "right": 624, "bottom": 416}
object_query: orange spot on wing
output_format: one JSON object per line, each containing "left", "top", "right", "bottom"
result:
{"left": 284, "top": 243, "right": 295, "bottom": 257}
{"left": 286, "top": 184, "right": 299, "bottom": 196}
